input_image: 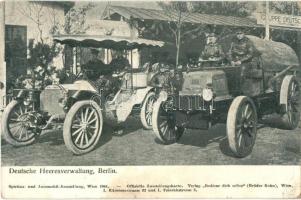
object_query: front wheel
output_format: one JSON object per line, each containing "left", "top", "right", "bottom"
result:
{"left": 1, "top": 100, "right": 39, "bottom": 146}
{"left": 152, "top": 100, "right": 184, "bottom": 144}
{"left": 63, "top": 100, "right": 103, "bottom": 155}
{"left": 140, "top": 92, "right": 156, "bottom": 129}
{"left": 227, "top": 96, "right": 257, "bottom": 158}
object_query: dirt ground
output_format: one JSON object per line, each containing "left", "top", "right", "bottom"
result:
{"left": 1, "top": 112, "right": 300, "bottom": 166}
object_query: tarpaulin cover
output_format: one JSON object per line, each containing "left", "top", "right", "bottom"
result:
{"left": 221, "top": 35, "right": 299, "bottom": 72}
{"left": 247, "top": 35, "right": 300, "bottom": 72}
{"left": 53, "top": 35, "right": 165, "bottom": 50}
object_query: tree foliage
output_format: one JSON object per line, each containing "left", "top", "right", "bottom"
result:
{"left": 64, "top": 3, "right": 95, "bottom": 34}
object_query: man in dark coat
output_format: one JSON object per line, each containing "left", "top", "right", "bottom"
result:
{"left": 84, "top": 49, "right": 113, "bottom": 80}
{"left": 200, "top": 32, "right": 225, "bottom": 64}
{"left": 228, "top": 29, "right": 255, "bottom": 66}
{"left": 228, "top": 28, "right": 262, "bottom": 96}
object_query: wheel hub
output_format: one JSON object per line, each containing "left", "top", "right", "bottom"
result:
{"left": 81, "top": 122, "right": 89, "bottom": 130}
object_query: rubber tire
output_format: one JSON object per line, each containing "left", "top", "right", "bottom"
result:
{"left": 1, "top": 100, "right": 37, "bottom": 146}
{"left": 152, "top": 100, "right": 184, "bottom": 144}
{"left": 279, "top": 75, "right": 300, "bottom": 130}
{"left": 140, "top": 92, "right": 156, "bottom": 130}
{"left": 227, "top": 96, "right": 257, "bottom": 158}
{"left": 63, "top": 100, "right": 103, "bottom": 155}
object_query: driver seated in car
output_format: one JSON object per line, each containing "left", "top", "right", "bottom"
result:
{"left": 84, "top": 48, "right": 109, "bottom": 80}
{"left": 199, "top": 32, "right": 224, "bottom": 67}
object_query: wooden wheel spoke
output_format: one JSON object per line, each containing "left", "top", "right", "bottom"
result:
{"left": 245, "top": 109, "right": 253, "bottom": 120}
{"left": 161, "top": 124, "right": 168, "bottom": 136}
{"left": 80, "top": 131, "right": 85, "bottom": 147}
{"left": 84, "top": 107, "right": 89, "bottom": 122}
{"left": 80, "top": 109, "right": 85, "bottom": 122}
{"left": 72, "top": 127, "right": 83, "bottom": 136}
{"left": 74, "top": 130, "right": 84, "bottom": 144}
{"left": 18, "top": 126, "right": 25, "bottom": 139}
{"left": 86, "top": 109, "right": 95, "bottom": 123}
{"left": 84, "top": 132, "right": 89, "bottom": 145}
{"left": 238, "top": 132, "right": 243, "bottom": 148}
{"left": 167, "top": 129, "right": 172, "bottom": 140}
{"left": 87, "top": 117, "right": 97, "bottom": 125}
{"left": 89, "top": 125, "right": 96, "bottom": 129}
{"left": 72, "top": 124, "right": 82, "bottom": 128}
{"left": 13, "top": 111, "right": 21, "bottom": 117}
{"left": 9, "top": 118, "right": 21, "bottom": 122}
{"left": 243, "top": 104, "right": 250, "bottom": 118}
{"left": 159, "top": 121, "right": 167, "bottom": 128}
{"left": 9, "top": 122, "right": 23, "bottom": 129}
{"left": 19, "top": 106, "right": 23, "bottom": 115}
{"left": 86, "top": 128, "right": 94, "bottom": 137}
{"left": 236, "top": 124, "right": 242, "bottom": 131}
{"left": 12, "top": 125, "right": 23, "bottom": 137}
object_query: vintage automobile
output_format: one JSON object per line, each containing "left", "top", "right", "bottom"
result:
{"left": 1, "top": 35, "right": 164, "bottom": 154}
{"left": 151, "top": 35, "right": 300, "bottom": 157}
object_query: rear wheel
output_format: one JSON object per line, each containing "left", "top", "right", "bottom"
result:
{"left": 63, "top": 100, "right": 103, "bottom": 155}
{"left": 152, "top": 101, "right": 184, "bottom": 144}
{"left": 227, "top": 96, "right": 257, "bottom": 158}
{"left": 279, "top": 75, "right": 300, "bottom": 130}
{"left": 1, "top": 100, "right": 39, "bottom": 146}
{"left": 140, "top": 92, "right": 156, "bottom": 129}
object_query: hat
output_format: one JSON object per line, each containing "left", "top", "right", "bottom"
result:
{"left": 90, "top": 48, "right": 99, "bottom": 54}
{"left": 207, "top": 32, "right": 216, "bottom": 37}
{"left": 236, "top": 27, "right": 244, "bottom": 34}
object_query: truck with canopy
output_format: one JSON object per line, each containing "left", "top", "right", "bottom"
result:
{"left": 151, "top": 35, "right": 300, "bottom": 158}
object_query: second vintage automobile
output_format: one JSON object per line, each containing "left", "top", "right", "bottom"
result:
{"left": 1, "top": 35, "right": 164, "bottom": 155}
{"left": 151, "top": 35, "right": 300, "bottom": 158}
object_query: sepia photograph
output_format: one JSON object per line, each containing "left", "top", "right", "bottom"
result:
{"left": 0, "top": 1, "right": 300, "bottom": 168}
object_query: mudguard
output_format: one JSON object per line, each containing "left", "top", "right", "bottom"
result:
{"left": 115, "top": 86, "right": 154, "bottom": 122}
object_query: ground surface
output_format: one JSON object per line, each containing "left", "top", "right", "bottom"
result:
{"left": 1, "top": 113, "right": 300, "bottom": 166}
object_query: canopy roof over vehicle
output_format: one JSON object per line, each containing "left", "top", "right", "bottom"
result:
{"left": 246, "top": 35, "right": 300, "bottom": 72}
{"left": 53, "top": 34, "right": 165, "bottom": 50}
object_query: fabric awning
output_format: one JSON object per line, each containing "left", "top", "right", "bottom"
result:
{"left": 53, "top": 34, "right": 165, "bottom": 49}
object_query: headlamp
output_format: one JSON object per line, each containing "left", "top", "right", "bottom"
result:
{"left": 202, "top": 88, "right": 213, "bottom": 101}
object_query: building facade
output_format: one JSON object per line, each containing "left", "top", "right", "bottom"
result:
{"left": 0, "top": 1, "right": 73, "bottom": 109}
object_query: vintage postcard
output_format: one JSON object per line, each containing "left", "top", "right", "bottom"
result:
{"left": 0, "top": 0, "right": 300, "bottom": 199}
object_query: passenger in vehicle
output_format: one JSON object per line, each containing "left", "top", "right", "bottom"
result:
{"left": 199, "top": 32, "right": 224, "bottom": 67}
{"left": 228, "top": 28, "right": 262, "bottom": 96}
{"left": 109, "top": 51, "right": 130, "bottom": 73}
{"left": 84, "top": 49, "right": 109, "bottom": 80}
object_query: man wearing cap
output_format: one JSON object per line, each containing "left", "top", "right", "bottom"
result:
{"left": 84, "top": 49, "right": 110, "bottom": 80}
{"left": 228, "top": 28, "right": 262, "bottom": 96}
{"left": 228, "top": 28, "right": 255, "bottom": 66}
{"left": 200, "top": 32, "right": 225, "bottom": 67}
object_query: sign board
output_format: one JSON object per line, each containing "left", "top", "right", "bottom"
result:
{"left": 257, "top": 13, "right": 301, "bottom": 29}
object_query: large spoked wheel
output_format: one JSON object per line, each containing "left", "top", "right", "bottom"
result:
{"left": 227, "top": 96, "right": 257, "bottom": 158}
{"left": 152, "top": 101, "right": 184, "bottom": 144}
{"left": 279, "top": 75, "right": 300, "bottom": 130}
{"left": 63, "top": 100, "right": 103, "bottom": 155}
{"left": 140, "top": 92, "right": 156, "bottom": 129}
{"left": 1, "top": 100, "right": 39, "bottom": 146}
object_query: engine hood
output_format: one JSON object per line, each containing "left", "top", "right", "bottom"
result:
{"left": 44, "top": 80, "right": 97, "bottom": 92}
{"left": 180, "top": 70, "right": 229, "bottom": 97}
